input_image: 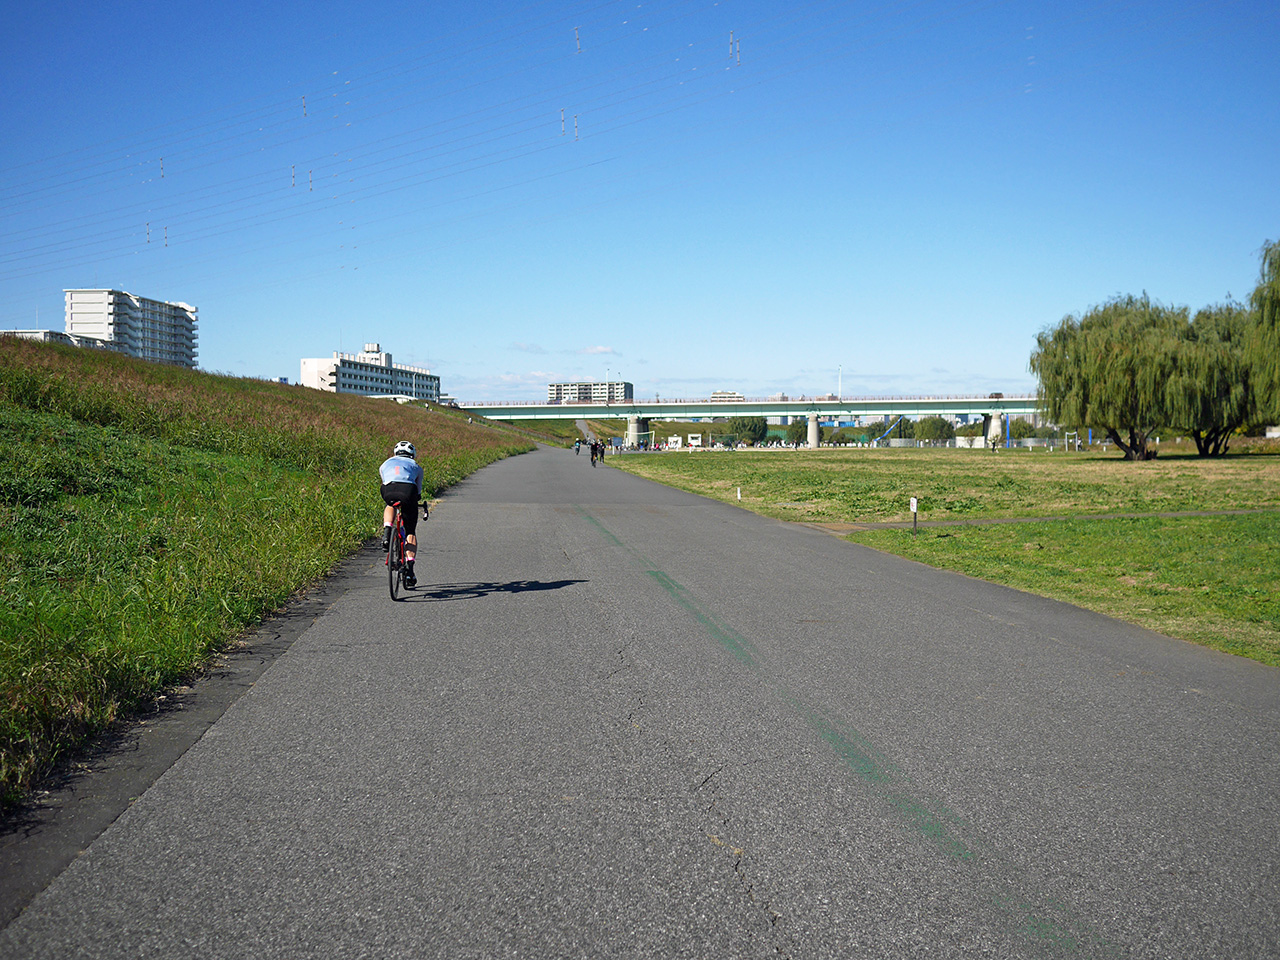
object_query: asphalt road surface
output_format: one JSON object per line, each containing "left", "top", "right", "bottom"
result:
{"left": 3, "top": 445, "right": 1278, "bottom": 959}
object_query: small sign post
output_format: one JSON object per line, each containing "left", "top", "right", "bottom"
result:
{"left": 910, "top": 497, "right": 918, "bottom": 536}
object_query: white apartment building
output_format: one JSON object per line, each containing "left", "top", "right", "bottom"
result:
{"left": 300, "top": 343, "right": 440, "bottom": 402}
{"left": 64, "top": 289, "right": 198, "bottom": 368}
{"left": 547, "top": 380, "right": 633, "bottom": 403}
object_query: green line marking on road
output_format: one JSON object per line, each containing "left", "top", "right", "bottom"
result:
{"left": 576, "top": 504, "right": 1110, "bottom": 955}
{"left": 793, "top": 703, "right": 893, "bottom": 785}
{"left": 794, "top": 705, "right": 972, "bottom": 860}
{"left": 574, "top": 507, "right": 759, "bottom": 667}
{"left": 646, "top": 570, "right": 757, "bottom": 668}
{"left": 577, "top": 509, "right": 623, "bottom": 547}
{"left": 792, "top": 702, "right": 982, "bottom": 863}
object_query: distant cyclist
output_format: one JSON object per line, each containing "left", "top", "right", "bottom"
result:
{"left": 379, "top": 440, "right": 425, "bottom": 589}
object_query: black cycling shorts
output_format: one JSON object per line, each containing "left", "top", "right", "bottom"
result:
{"left": 381, "top": 482, "right": 420, "bottom": 536}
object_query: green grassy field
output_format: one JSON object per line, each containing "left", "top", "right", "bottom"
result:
{"left": 0, "top": 338, "right": 532, "bottom": 806}
{"left": 610, "top": 447, "right": 1280, "bottom": 666}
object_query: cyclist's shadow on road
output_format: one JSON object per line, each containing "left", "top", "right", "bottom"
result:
{"left": 400, "top": 579, "right": 588, "bottom": 602}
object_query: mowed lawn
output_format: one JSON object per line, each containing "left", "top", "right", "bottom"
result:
{"left": 610, "top": 447, "right": 1280, "bottom": 666}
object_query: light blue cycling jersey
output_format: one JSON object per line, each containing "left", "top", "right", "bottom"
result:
{"left": 379, "top": 456, "right": 423, "bottom": 493}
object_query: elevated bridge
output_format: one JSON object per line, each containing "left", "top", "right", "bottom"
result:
{"left": 461, "top": 394, "right": 1040, "bottom": 449}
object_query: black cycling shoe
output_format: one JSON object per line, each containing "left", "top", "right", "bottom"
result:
{"left": 381, "top": 530, "right": 391, "bottom": 551}
{"left": 403, "top": 572, "right": 417, "bottom": 589}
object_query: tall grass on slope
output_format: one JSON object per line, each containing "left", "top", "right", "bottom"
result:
{"left": 0, "top": 339, "right": 531, "bottom": 806}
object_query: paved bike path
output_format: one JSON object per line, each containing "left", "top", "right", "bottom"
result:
{"left": 2, "top": 445, "right": 1277, "bottom": 958}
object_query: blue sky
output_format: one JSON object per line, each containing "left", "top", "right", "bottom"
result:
{"left": 3, "top": 0, "right": 1277, "bottom": 401}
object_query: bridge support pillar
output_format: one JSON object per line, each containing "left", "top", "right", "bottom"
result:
{"left": 627, "top": 417, "right": 649, "bottom": 447}
{"left": 807, "top": 414, "right": 820, "bottom": 449}
{"left": 983, "top": 413, "right": 1004, "bottom": 447}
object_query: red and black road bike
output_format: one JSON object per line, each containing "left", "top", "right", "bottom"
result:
{"left": 386, "top": 501, "right": 408, "bottom": 600}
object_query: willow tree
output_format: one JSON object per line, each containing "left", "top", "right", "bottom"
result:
{"left": 1030, "top": 294, "right": 1185, "bottom": 460}
{"left": 1165, "top": 302, "right": 1257, "bottom": 456}
{"left": 1251, "top": 239, "right": 1280, "bottom": 420}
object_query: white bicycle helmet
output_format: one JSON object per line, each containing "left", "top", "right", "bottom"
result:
{"left": 393, "top": 440, "right": 416, "bottom": 459}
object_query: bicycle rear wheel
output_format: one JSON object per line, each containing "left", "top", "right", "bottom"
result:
{"left": 388, "top": 508, "right": 403, "bottom": 600}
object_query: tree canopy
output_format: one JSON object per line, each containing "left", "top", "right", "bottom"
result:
{"left": 1005, "top": 418, "right": 1028, "bottom": 440}
{"left": 1167, "top": 301, "right": 1257, "bottom": 456}
{"left": 1251, "top": 239, "right": 1280, "bottom": 420}
{"left": 914, "top": 416, "right": 955, "bottom": 441}
{"left": 726, "top": 415, "right": 768, "bottom": 445}
{"left": 1030, "top": 294, "right": 1184, "bottom": 460}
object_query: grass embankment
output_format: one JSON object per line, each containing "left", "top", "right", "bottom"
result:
{"left": 611, "top": 448, "right": 1280, "bottom": 666}
{"left": 585, "top": 418, "right": 627, "bottom": 440}
{"left": 492, "top": 417, "right": 583, "bottom": 445}
{"left": 0, "top": 339, "right": 531, "bottom": 806}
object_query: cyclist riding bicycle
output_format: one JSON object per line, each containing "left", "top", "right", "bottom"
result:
{"left": 379, "top": 440, "right": 425, "bottom": 589}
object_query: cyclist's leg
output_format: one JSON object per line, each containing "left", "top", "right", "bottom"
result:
{"left": 400, "top": 500, "right": 420, "bottom": 586}
{"left": 381, "top": 504, "right": 395, "bottom": 547}
{"left": 380, "top": 484, "right": 401, "bottom": 547}
{"left": 400, "top": 501, "right": 419, "bottom": 556}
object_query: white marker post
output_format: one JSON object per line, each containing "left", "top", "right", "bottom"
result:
{"left": 910, "top": 497, "right": 918, "bottom": 536}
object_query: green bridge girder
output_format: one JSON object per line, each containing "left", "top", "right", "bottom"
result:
{"left": 461, "top": 396, "right": 1039, "bottom": 422}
